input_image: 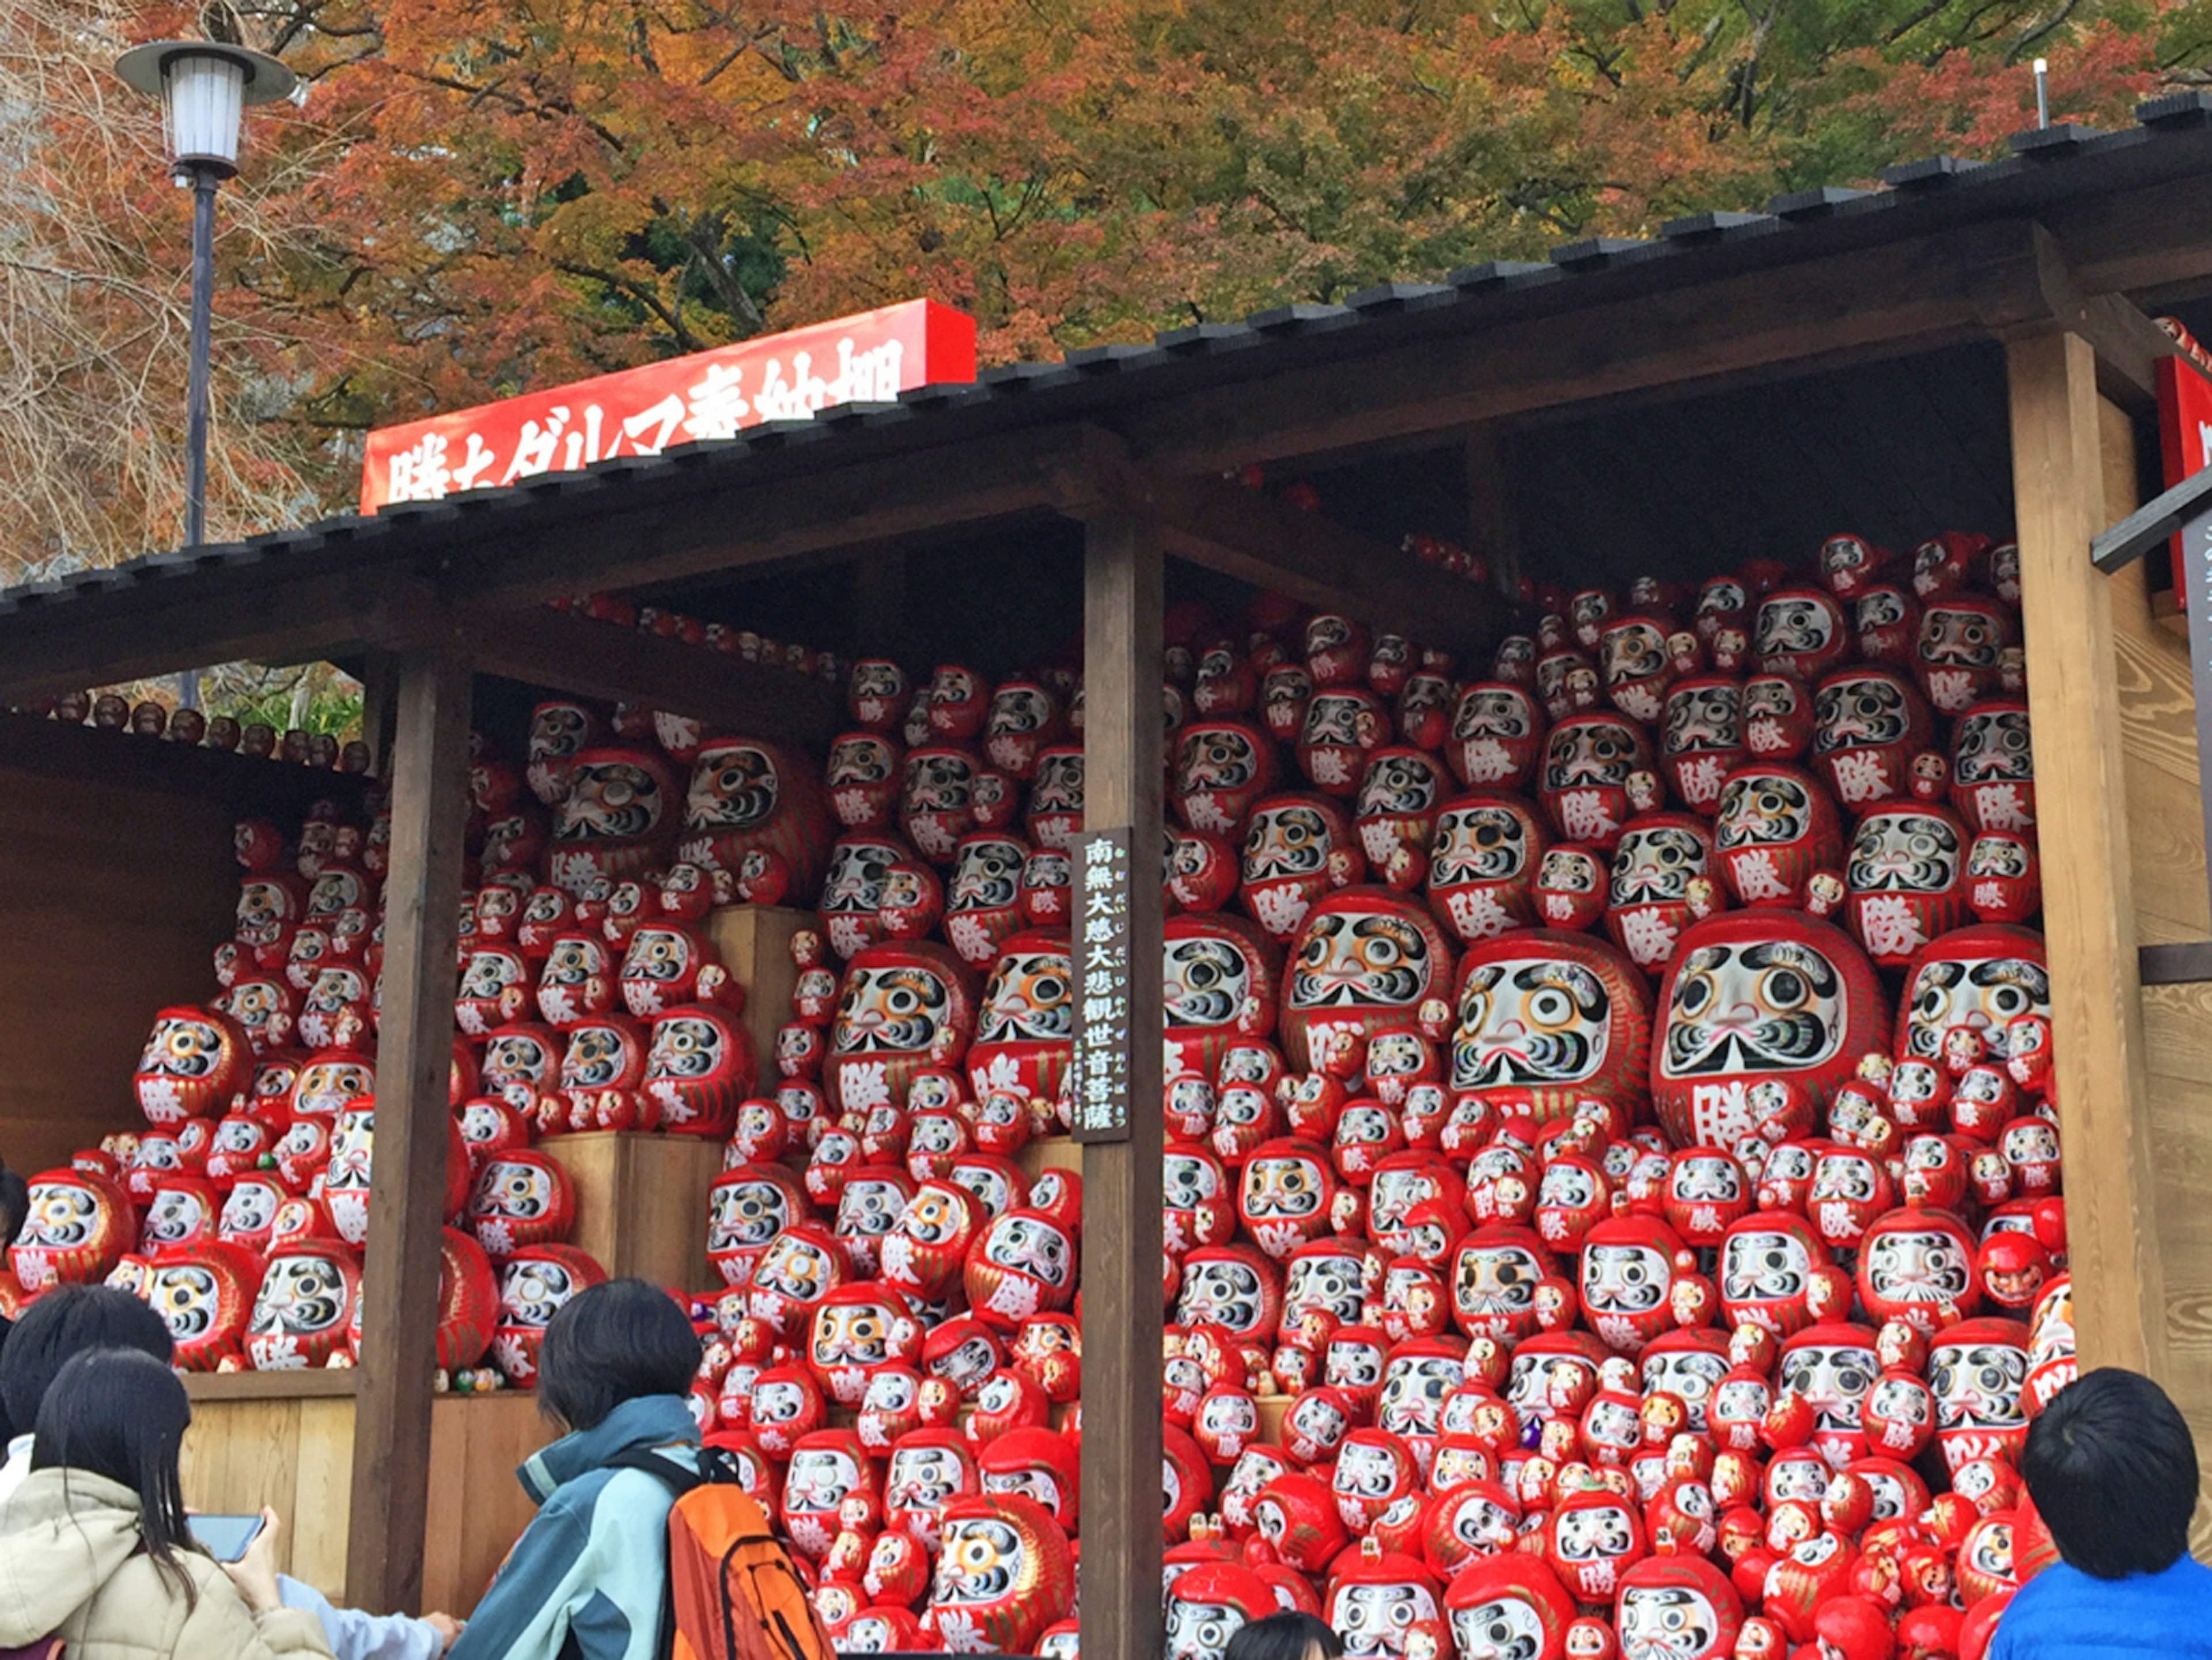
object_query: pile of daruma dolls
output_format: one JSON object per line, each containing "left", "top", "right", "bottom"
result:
{"left": 7, "top": 526, "right": 2070, "bottom": 1660}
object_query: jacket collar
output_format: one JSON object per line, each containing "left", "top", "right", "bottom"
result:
{"left": 519, "top": 1394, "right": 699, "bottom": 1504}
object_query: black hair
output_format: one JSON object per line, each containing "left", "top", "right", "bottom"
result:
{"left": 536, "top": 1278, "right": 701, "bottom": 1432}
{"left": 0, "top": 1171, "right": 27, "bottom": 1248}
{"left": 32, "top": 1348, "right": 201, "bottom": 1603}
{"left": 0, "top": 1285, "right": 175, "bottom": 1435}
{"left": 2022, "top": 1367, "right": 2200, "bottom": 1578}
{"left": 1225, "top": 1612, "right": 1343, "bottom": 1660}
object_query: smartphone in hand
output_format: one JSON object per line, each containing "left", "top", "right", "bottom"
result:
{"left": 187, "top": 1513, "right": 267, "bottom": 1564}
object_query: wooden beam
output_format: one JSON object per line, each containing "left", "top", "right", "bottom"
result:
{"left": 457, "top": 604, "right": 844, "bottom": 748}
{"left": 2007, "top": 326, "right": 2171, "bottom": 1379}
{"left": 2047, "top": 163, "right": 2212, "bottom": 301}
{"left": 0, "top": 565, "right": 445, "bottom": 708}
{"left": 1117, "top": 219, "right": 2056, "bottom": 475}
{"left": 1063, "top": 434, "right": 1514, "bottom": 659}
{"left": 358, "top": 649, "right": 398, "bottom": 777}
{"left": 1076, "top": 511, "right": 1165, "bottom": 1660}
{"left": 452, "top": 422, "right": 1094, "bottom": 607}
{"left": 2024, "top": 222, "right": 2198, "bottom": 417}
{"left": 1464, "top": 425, "right": 1524, "bottom": 602}
{"left": 346, "top": 648, "right": 471, "bottom": 1615}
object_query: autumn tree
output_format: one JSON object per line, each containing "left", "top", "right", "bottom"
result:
{"left": 1, "top": 0, "right": 2197, "bottom": 573}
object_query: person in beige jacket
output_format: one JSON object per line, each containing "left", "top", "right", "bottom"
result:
{"left": 0, "top": 1348, "right": 332, "bottom": 1660}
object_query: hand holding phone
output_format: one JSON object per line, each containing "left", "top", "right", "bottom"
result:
{"left": 187, "top": 1513, "right": 266, "bottom": 1564}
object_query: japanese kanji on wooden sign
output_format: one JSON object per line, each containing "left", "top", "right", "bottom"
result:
{"left": 1071, "top": 825, "right": 1135, "bottom": 1144}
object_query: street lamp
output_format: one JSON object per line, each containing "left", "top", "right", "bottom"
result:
{"left": 115, "top": 39, "right": 296, "bottom": 710}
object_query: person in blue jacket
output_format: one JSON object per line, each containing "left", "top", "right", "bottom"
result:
{"left": 447, "top": 1279, "right": 703, "bottom": 1660}
{"left": 1988, "top": 1366, "right": 2212, "bottom": 1659}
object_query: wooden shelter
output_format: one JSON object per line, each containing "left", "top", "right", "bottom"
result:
{"left": 9, "top": 98, "right": 2212, "bottom": 1647}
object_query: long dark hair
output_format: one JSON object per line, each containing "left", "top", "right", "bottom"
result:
{"left": 32, "top": 1348, "right": 202, "bottom": 1603}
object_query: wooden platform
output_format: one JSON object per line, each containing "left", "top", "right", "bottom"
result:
{"left": 543, "top": 1129, "right": 726, "bottom": 1290}
{"left": 181, "top": 1375, "right": 547, "bottom": 1616}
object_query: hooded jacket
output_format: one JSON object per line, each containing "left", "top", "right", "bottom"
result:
{"left": 445, "top": 1396, "right": 701, "bottom": 1660}
{"left": 0, "top": 1467, "right": 334, "bottom": 1660}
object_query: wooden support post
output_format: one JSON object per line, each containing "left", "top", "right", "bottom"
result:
{"left": 1077, "top": 512, "right": 1165, "bottom": 1660}
{"left": 1464, "top": 425, "right": 1522, "bottom": 600}
{"left": 358, "top": 648, "right": 398, "bottom": 777}
{"left": 346, "top": 648, "right": 472, "bottom": 1612}
{"left": 2006, "top": 328, "right": 2170, "bottom": 1378}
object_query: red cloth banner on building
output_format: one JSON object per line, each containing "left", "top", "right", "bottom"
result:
{"left": 359, "top": 299, "right": 976, "bottom": 513}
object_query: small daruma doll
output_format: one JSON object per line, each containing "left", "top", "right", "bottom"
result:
{"left": 1448, "top": 931, "right": 1651, "bottom": 1124}
{"left": 1895, "top": 924, "right": 2050, "bottom": 1068}
{"left": 1538, "top": 714, "right": 1653, "bottom": 848}
{"left": 12, "top": 1168, "right": 134, "bottom": 1291}
{"left": 1162, "top": 913, "right": 1281, "bottom": 1082}
{"left": 825, "top": 942, "right": 975, "bottom": 1116}
{"left": 1650, "top": 911, "right": 1887, "bottom": 1149}
{"left": 641, "top": 1004, "right": 753, "bottom": 1136}
{"left": 1843, "top": 806, "right": 1971, "bottom": 969}
{"left": 676, "top": 734, "right": 834, "bottom": 897}
{"left": 1279, "top": 887, "right": 1455, "bottom": 1074}
{"left": 1713, "top": 765, "right": 1843, "bottom": 909}
{"left": 1449, "top": 683, "right": 1546, "bottom": 792}
{"left": 964, "top": 1207, "right": 1078, "bottom": 1328}
{"left": 247, "top": 1237, "right": 361, "bottom": 1370}
{"left": 134, "top": 1007, "right": 254, "bottom": 1128}
{"left": 926, "top": 1495, "right": 1076, "bottom": 1655}
{"left": 546, "top": 746, "right": 680, "bottom": 890}
{"left": 1427, "top": 794, "right": 1547, "bottom": 944}
{"left": 967, "top": 932, "right": 1074, "bottom": 1107}
{"left": 491, "top": 1244, "right": 607, "bottom": 1386}
{"left": 146, "top": 1242, "right": 263, "bottom": 1371}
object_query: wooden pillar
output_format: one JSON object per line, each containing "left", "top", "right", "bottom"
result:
{"left": 347, "top": 648, "right": 472, "bottom": 1612}
{"left": 2006, "top": 328, "right": 2171, "bottom": 1378}
{"left": 1465, "top": 425, "right": 1522, "bottom": 600}
{"left": 358, "top": 648, "right": 399, "bottom": 777}
{"left": 1077, "top": 512, "right": 1165, "bottom": 1660}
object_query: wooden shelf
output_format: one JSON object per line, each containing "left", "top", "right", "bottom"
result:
{"left": 186, "top": 1370, "right": 359, "bottom": 1401}
{"left": 544, "top": 1129, "right": 726, "bottom": 1290}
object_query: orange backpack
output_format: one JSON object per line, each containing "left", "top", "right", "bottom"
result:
{"left": 603, "top": 1447, "right": 837, "bottom": 1660}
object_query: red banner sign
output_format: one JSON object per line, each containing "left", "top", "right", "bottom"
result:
{"left": 359, "top": 298, "right": 976, "bottom": 513}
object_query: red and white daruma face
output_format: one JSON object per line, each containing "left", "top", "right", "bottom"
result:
{"left": 1539, "top": 715, "right": 1651, "bottom": 847}
{"left": 468, "top": 1152, "right": 573, "bottom": 1257}
{"left": 820, "top": 836, "right": 909, "bottom": 958}
{"left": 147, "top": 1247, "right": 258, "bottom": 1369}
{"left": 1548, "top": 1493, "right": 1646, "bottom": 1601}
{"left": 1598, "top": 615, "right": 1676, "bottom": 724}
{"left": 1713, "top": 765, "right": 1840, "bottom": 909}
{"left": 290, "top": 1053, "right": 374, "bottom": 1121}
{"left": 1917, "top": 598, "right": 2014, "bottom": 714}
{"left": 1777, "top": 1324, "right": 1878, "bottom": 1434}
{"left": 1852, "top": 583, "right": 1921, "bottom": 669}
{"left": 1449, "top": 684, "right": 1546, "bottom": 792}
{"left": 1613, "top": 1560, "right": 1740, "bottom": 1660}
{"left": 944, "top": 835, "right": 1028, "bottom": 966}
{"left": 1176, "top": 722, "right": 1276, "bottom": 836}
{"left": 1291, "top": 690, "right": 1380, "bottom": 788}
{"left": 1240, "top": 794, "right": 1354, "bottom": 940}
{"left": 1175, "top": 1247, "right": 1280, "bottom": 1340}
{"left": 1428, "top": 796, "right": 1544, "bottom": 944}
{"left": 1652, "top": 912, "right": 1883, "bottom": 1148}
{"left": 1578, "top": 1219, "right": 1683, "bottom": 1352}
{"left": 968, "top": 937, "right": 1073, "bottom": 1105}
{"left": 1453, "top": 1226, "right": 1553, "bottom": 1342}
{"left": 1751, "top": 588, "right": 1849, "bottom": 682}
{"left": 13, "top": 1170, "right": 131, "bottom": 1289}
{"left": 1717, "top": 1216, "right": 1824, "bottom": 1338}
{"left": 1844, "top": 807, "right": 1969, "bottom": 967}
{"left": 135, "top": 1007, "right": 251, "bottom": 1126}
{"left": 1607, "top": 816, "right": 1714, "bottom": 973}
{"left": 553, "top": 748, "right": 675, "bottom": 846}
{"left": 1812, "top": 668, "right": 1931, "bottom": 811}
{"left": 1740, "top": 675, "right": 1812, "bottom": 763}
{"left": 900, "top": 747, "right": 980, "bottom": 861}
{"left": 927, "top": 665, "right": 988, "bottom": 741}
{"left": 1237, "top": 1140, "right": 1335, "bottom": 1259}
{"left": 525, "top": 701, "right": 596, "bottom": 804}
{"left": 643, "top": 1007, "right": 751, "bottom": 1135}
{"left": 1448, "top": 1560, "right": 1576, "bottom": 1660}
{"left": 847, "top": 659, "right": 908, "bottom": 731}
{"left": 1691, "top": 577, "right": 1749, "bottom": 644}
{"left": 1857, "top": 1208, "right": 1979, "bottom": 1329}
{"left": 1819, "top": 534, "right": 1891, "bottom": 599}
{"left": 1863, "top": 1368, "right": 1936, "bottom": 1457}
{"left": 1950, "top": 700, "right": 2036, "bottom": 833}
{"left": 248, "top": 1245, "right": 359, "bottom": 1369}
{"left": 1281, "top": 889, "right": 1452, "bottom": 1070}
{"left": 1448, "top": 932, "right": 1649, "bottom": 1121}
{"left": 218, "top": 1177, "right": 287, "bottom": 1252}
{"left": 827, "top": 733, "right": 902, "bottom": 831}
{"left": 1022, "top": 747, "right": 1085, "bottom": 852}
{"left": 885, "top": 1435, "right": 977, "bottom": 1541}
{"left": 1330, "top": 1570, "right": 1441, "bottom": 1659}
{"left": 1897, "top": 925, "right": 2050, "bottom": 1064}
{"left": 1659, "top": 678, "right": 1745, "bottom": 818}
{"left": 983, "top": 681, "right": 1063, "bottom": 780}
{"left": 1927, "top": 1319, "right": 2031, "bottom": 1471}
{"left": 1377, "top": 1348, "right": 1463, "bottom": 1434}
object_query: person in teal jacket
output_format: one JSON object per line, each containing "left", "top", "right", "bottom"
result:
{"left": 1987, "top": 1367, "right": 2212, "bottom": 1659}
{"left": 447, "top": 1280, "right": 704, "bottom": 1660}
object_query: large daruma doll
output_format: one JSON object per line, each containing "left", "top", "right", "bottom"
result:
{"left": 1652, "top": 911, "right": 1887, "bottom": 1148}
{"left": 825, "top": 942, "right": 976, "bottom": 1116}
{"left": 966, "top": 932, "right": 1074, "bottom": 1106}
{"left": 1448, "top": 931, "right": 1650, "bottom": 1124}
{"left": 1279, "top": 888, "right": 1455, "bottom": 1074}
{"left": 1163, "top": 913, "right": 1281, "bottom": 1081}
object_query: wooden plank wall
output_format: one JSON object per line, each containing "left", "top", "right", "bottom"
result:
{"left": 0, "top": 762, "right": 232, "bottom": 1175}
{"left": 2100, "top": 396, "right": 2212, "bottom": 1545}
{"left": 182, "top": 1389, "right": 547, "bottom": 1616}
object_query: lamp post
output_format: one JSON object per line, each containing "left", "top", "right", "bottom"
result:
{"left": 115, "top": 39, "right": 296, "bottom": 710}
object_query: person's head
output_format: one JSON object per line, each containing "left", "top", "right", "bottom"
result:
{"left": 2023, "top": 1367, "right": 2200, "bottom": 1578}
{"left": 536, "top": 1277, "right": 701, "bottom": 1433}
{"left": 0, "top": 1284, "right": 175, "bottom": 1435}
{"left": 32, "top": 1348, "right": 198, "bottom": 1597}
{"left": 1224, "top": 1612, "right": 1343, "bottom": 1660}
